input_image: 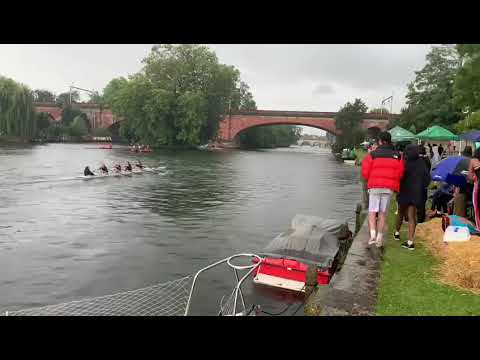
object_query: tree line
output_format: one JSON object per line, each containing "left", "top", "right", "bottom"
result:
{"left": 334, "top": 44, "right": 480, "bottom": 149}
{"left": 99, "top": 44, "right": 300, "bottom": 148}
{"left": 394, "top": 44, "right": 480, "bottom": 134}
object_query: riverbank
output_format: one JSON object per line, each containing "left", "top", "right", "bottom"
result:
{"left": 0, "top": 136, "right": 33, "bottom": 144}
{"left": 306, "top": 181, "right": 480, "bottom": 316}
{"left": 375, "top": 204, "right": 480, "bottom": 315}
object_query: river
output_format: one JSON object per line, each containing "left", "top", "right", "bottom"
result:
{"left": 0, "top": 143, "right": 361, "bottom": 315}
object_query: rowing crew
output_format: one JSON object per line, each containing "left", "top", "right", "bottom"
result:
{"left": 84, "top": 160, "right": 144, "bottom": 176}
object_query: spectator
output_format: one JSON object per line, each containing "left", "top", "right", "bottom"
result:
{"left": 431, "top": 144, "right": 441, "bottom": 167}
{"left": 417, "top": 145, "right": 432, "bottom": 223}
{"left": 361, "top": 131, "right": 404, "bottom": 247}
{"left": 394, "top": 144, "right": 431, "bottom": 251}
{"left": 463, "top": 146, "right": 473, "bottom": 158}
{"left": 438, "top": 144, "right": 444, "bottom": 158}
{"left": 468, "top": 148, "right": 480, "bottom": 229}
{"left": 430, "top": 183, "right": 454, "bottom": 216}
{"left": 427, "top": 143, "right": 433, "bottom": 158}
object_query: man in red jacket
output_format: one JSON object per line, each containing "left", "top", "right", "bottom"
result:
{"left": 361, "top": 131, "right": 404, "bottom": 247}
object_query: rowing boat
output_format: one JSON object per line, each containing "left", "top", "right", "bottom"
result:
{"left": 82, "top": 166, "right": 164, "bottom": 180}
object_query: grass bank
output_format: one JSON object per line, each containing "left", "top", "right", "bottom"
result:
{"left": 375, "top": 204, "right": 480, "bottom": 315}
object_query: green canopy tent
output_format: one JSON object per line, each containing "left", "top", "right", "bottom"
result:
{"left": 388, "top": 126, "right": 416, "bottom": 143}
{"left": 416, "top": 125, "right": 459, "bottom": 141}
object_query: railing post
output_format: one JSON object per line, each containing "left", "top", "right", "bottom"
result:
{"left": 305, "top": 265, "right": 318, "bottom": 299}
{"left": 355, "top": 202, "right": 363, "bottom": 235}
{"left": 362, "top": 179, "right": 369, "bottom": 210}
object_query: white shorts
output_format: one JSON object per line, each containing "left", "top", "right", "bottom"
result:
{"left": 369, "top": 191, "right": 392, "bottom": 213}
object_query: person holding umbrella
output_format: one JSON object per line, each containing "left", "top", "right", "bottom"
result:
{"left": 431, "top": 152, "right": 472, "bottom": 218}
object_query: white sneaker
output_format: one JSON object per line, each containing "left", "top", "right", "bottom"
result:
{"left": 368, "top": 238, "right": 376, "bottom": 246}
{"left": 376, "top": 234, "right": 384, "bottom": 248}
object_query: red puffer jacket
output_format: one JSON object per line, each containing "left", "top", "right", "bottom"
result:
{"left": 361, "top": 145, "right": 405, "bottom": 192}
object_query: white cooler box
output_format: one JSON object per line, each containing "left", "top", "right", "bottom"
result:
{"left": 443, "top": 226, "right": 471, "bottom": 243}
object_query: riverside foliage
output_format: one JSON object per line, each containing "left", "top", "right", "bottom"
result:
{"left": 103, "top": 44, "right": 299, "bottom": 148}
{"left": 0, "top": 76, "right": 37, "bottom": 138}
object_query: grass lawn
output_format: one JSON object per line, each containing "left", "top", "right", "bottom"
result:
{"left": 375, "top": 204, "right": 480, "bottom": 315}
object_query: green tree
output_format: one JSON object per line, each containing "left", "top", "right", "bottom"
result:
{"left": 369, "top": 107, "right": 389, "bottom": 114}
{"left": 334, "top": 98, "right": 368, "bottom": 148}
{"left": 108, "top": 44, "right": 251, "bottom": 147}
{"left": 0, "top": 75, "right": 37, "bottom": 138}
{"left": 91, "top": 128, "right": 111, "bottom": 137}
{"left": 36, "top": 112, "right": 52, "bottom": 137}
{"left": 56, "top": 91, "right": 80, "bottom": 107}
{"left": 61, "top": 106, "right": 86, "bottom": 126}
{"left": 87, "top": 92, "right": 104, "bottom": 104}
{"left": 68, "top": 115, "right": 89, "bottom": 138}
{"left": 403, "top": 45, "right": 463, "bottom": 132}
{"left": 231, "top": 81, "right": 257, "bottom": 111}
{"left": 454, "top": 111, "right": 480, "bottom": 133}
{"left": 238, "top": 125, "right": 301, "bottom": 148}
{"left": 33, "top": 89, "right": 56, "bottom": 103}
{"left": 103, "top": 77, "right": 128, "bottom": 106}
{"left": 454, "top": 44, "right": 480, "bottom": 113}
{"left": 46, "top": 123, "right": 68, "bottom": 141}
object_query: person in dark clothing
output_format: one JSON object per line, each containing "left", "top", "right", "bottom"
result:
{"left": 463, "top": 146, "right": 473, "bottom": 158}
{"left": 438, "top": 144, "right": 444, "bottom": 158}
{"left": 417, "top": 144, "right": 432, "bottom": 223}
{"left": 394, "top": 144, "right": 431, "bottom": 250}
{"left": 84, "top": 166, "right": 95, "bottom": 176}
{"left": 430, "top": 183, "right": 454, "bottom": 215}
{"left": 427, "top": 143, "right": 433, "bottom": 158}
{"left": 124, "top": 161, "right": 132, "bottom": 172}
{"left": 136, "top": 160, "right": 144, "bottom": 169}
{"left": 99, "top": 163, "right": 108, "bottom": 174}
{"left": 113, "top": 164, "right": 122, "bottom": 172}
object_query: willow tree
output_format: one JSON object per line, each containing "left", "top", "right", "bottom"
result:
{"left": 0, "top": 76, "right": 37, "bottom": 138}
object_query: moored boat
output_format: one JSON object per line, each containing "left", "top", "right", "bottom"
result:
{"left": 253, "top": 215, "right": 353, "bottom": 292}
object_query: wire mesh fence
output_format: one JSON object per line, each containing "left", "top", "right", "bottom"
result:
{"left": 4, "top": 276, "right": 193, "bottom": 316}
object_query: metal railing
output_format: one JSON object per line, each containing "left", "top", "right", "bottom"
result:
{"left": 184, "top": 253, "right": 262, "bottom": 316}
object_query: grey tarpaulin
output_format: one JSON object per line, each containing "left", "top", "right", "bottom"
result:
{"left": 260, "top": 215, "right": 350, "bottom": 268}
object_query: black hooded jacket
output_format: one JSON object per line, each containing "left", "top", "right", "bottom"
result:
{"left": 397, "top": 144, "right": 431, "bottom": 207}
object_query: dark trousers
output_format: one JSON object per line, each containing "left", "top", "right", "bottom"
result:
{"left": 417, "top": 201, "right": 426, "bottom": 223}
{"left": 431, "top": 191, "right": 453, "bottom": 214}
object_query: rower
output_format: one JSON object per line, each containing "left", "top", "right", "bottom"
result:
{"left": 84, "top": 166, "right": 95, "bottom": 176}
{"left": 99, "top": 163, "right": 108, "bottom": 174}
{"left": 124, "top": 161, "right": 133, "bottom": 172}
{"left": 113, "top": 164, "right": 122, "bottom": 172}
{"left": 135, "top": 160, "right": 144, "bottom": 169}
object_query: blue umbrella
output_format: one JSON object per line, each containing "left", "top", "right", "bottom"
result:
{"left": 431, "top": 156, "right": 471, "bottom": 184}
{"left": 461, "top": 130, "right": 480, "bottom": 142}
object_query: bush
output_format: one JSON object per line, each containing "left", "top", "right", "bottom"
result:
{"left": 68, "top": 116, "right": 89, "bottom": 138}
{"left": 91, "top": 128, "right": 111, "bottom": 137}
{"left": 454, "top": 111, "right": 480, "bottom": 133}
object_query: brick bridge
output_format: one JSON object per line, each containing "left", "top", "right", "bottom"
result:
{"left": 34, "top": 102, "right": 118, "bottom": 129}
{"left": 217, "top": 110, "right": 396, "bottom": 141}
{"left": 34, "top": 103, "right": 396, "bottom": 138}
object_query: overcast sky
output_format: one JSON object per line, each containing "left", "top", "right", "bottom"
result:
{"left": 0, "top": 44, "right": 432, "bottom": 135}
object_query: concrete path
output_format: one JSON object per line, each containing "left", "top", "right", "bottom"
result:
{"left": 307, "top": 210, "right": 384, "bottom": 315}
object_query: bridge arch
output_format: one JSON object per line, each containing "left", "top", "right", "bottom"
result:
{"left": 233, "top": 121, "right": 335, "bottom": 139}
{"left": 218, "top": 111, "right": 393, "bottom": 142}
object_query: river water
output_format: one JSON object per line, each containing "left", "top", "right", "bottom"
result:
{"left": 0, "top": 143, "right": 361, "bottom": 315}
